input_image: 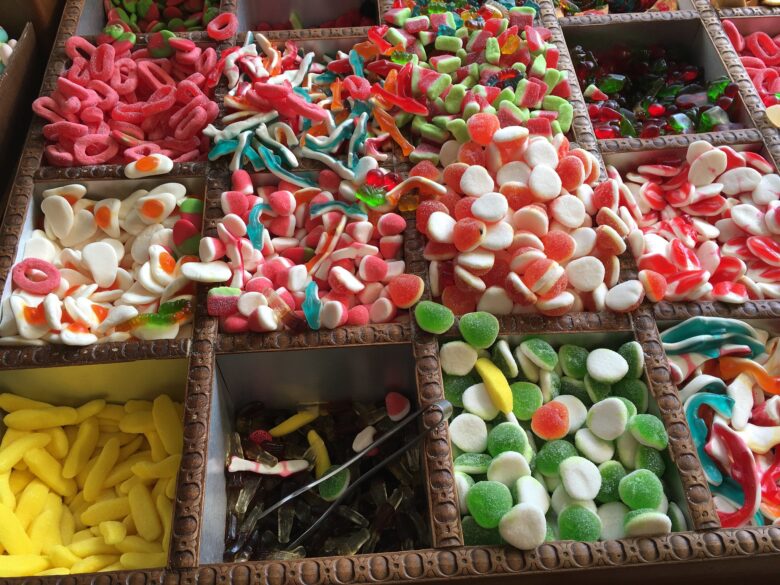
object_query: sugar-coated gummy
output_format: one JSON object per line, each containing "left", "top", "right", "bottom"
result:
{"left": 450, "top": 412, "right": 489, "bottom": 452}
{"left": 618, "top": 341, "right": 645, "bottom": 379}
{"left": 557, "top": 505, "right": 602, "bottom": 541}
{"left": 616, "top": 431, "right": 639, "bottom": 470}
{"left": 575, "top": 428, "right": 615, "bottom": 464}
{"left": 596, "top": 460, "right": 627, "bottom": 504}
{"left": 487, "top": 451, "right": 532, "bottom": 486}
{"left": 515, "top": 348, "right": 540, "bottom": 382}
{"left": 466, "top": 480, "right": 514, "bottom": 529}
{"left": 455, "top": 471, "right": 475, "bottom": 515}
{"left": 444, "top": 373, "right": 478, "bottom": 408}
{"left": 613, "top": 396, "right": 637, "bottom": 420}
{"left": 598, "top": 501, "right": 629, "bottom": 540}
{"left": 414, "top": 301, "right": 455, "bottom": 334}
{"left": 558, "top": 345, "right": 589, "bottom": 379}
{"left": 634, "top": 445, "right": 666, "bottom": 477}
{"left": 510, "top": 382, "right": 543, "bottom": 420}
{"left": 667, "top": 501, "right": 688, "bottom": 532}
{"left": 612, "top": 378, "right": 649, "bottom": 413}
{"left": 559, "top": 455, "right": 602, "bottom": 501}
{"left": 462, "top": 515, "right": 504, "bottom": 546}
{"left": 627, "top": 414, "right": 669, "bottom": 450}
{"left": 561, "top": 377, "right": 592, "bottom": 406}
{"left": 586, "top": 348, "right": 629, "bottom": 384}
{"left": 539, "top": 370, "right": 561, "bottom": 402}
{"left": 488, "top": 422, "right": 528, "bottom": 457}
{"left": 458, "top": 311, "right": 500, "bottom": 349}
{"left": 440, "top": 340, "right": 479, "bottom": 376}
{"left": 618, "top": 469, "right": 664, "bottom": 510}
{"left": 584, "top": 374, "right": 611, "bottom": 403}
{"left": 318, "top": 465, "right": 350, "bottom": 502}
{"left": 462, "top": 383, "right": 500, "bottom": 420}
{"left": 454, "top": 452, "right": 493, "bottom": 474}
{"left": 498, "top": 503, "right": 548, "bottom": 550}
{"left": 492, "top": 340, "right": 519, "bottom": 378}
{"left": 535, "top": 439, "right": 577, "bottom": 477}
{"left": 623, "top": 508, "right": 672, "bottom": 537}
{"left": 520, "top": 338, "right": 559, "bottom": 371}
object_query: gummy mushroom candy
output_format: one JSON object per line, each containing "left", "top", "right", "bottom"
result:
{"left": 0, "top": 392, "right": 184, "bottom": 575}
{"left": 188, "top": 169, "right": 423, "bottom": 333}
{"left": 414, "top": 134, "right": 647, "bottom": 316}
{"left": 663, "top": 316, "right": 780, "bottom": 526}
{"left": 0, "top": 159, "right": 201, "bottom": 346}
{"left": 442, "top": 321, "right": 686, "bottom": 548}
{"left": 223, "top": 392, "right": 431, "bottom": 559}
{"left": 572, "top": 44, "right": 742, "bottom": 138}
{"left": 619, "top": 141, "right": 780, "bottom": 303}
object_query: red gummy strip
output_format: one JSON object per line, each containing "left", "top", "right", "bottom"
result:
{"left": 89, "top": 43, "right": 116, "bottom": 82}
{"left": 206, "top": 12, "right": 238, "bottom": 41}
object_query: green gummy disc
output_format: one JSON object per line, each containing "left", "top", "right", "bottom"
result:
{"left": 540, "top": 370, "right": 561, "bottom": 402}
{"left": 614, "top": 396, "right": 638, "bottom": 420}
{"left": 624, "top": 508, "right": 672, "bottom": 537}
{"left": 612, "top": 378, "right": 649, "bottom": 414}
{"left": 462, "top": 515, "right": 504, "bottom": 546}
{"left": 618, "top": 341, "right": 645, "bottom": 379}
{"left": 557, "top": 505, "right": 602, "bottom": 541}
{"left": 318, "top": 465, "right": 351, "bottom": 502}
{"left": 627, "top": 414, "right": 669, "bottom": 450}
{"left": 584, "top": 374, "right": 611, "bottom": 403}
{"left": 444, "top": 373, "right": 478, "bottom": 409}
{"left": 466, "top": 480, "right": 514, "bottom": 528}
{"left": 560, "top": 377, "right": 592, "bottom": 406}
{"left": 415, "top": 301, "right": 455, "bottom": 334}
{"left": 492, "top": 339, "right": 519, "bottom": 378}
{"left": 596, "top": 460, "right": 626, "bottom": 504}
{"left": 488, "top": 422, "right": 528, "bottom": 457}
{"left": 618, "top": 469, "right": 664, "bottom": 510}
{"left": 634, "top": 445, "right": 666, "bottom": 477}
{"left": 535, "top": 439, "right": 577, "bottom": 478}
{"left": 558, "top": 345, "right": 589, "bottom": 379}
{"left": 510, "top": 382, "right": 543, "bottom": 421}
{"left": 459, "top": 312, "right": 500, "bottom": 349}
{"left": 455, "top": 452, "right": 493, "bottom": 474}
{"left": 520, "top": 338, "right": 559, "bottom": 371}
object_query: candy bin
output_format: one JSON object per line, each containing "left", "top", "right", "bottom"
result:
{"left": 238, "top": 0, "right": 379, "bottom": 31}
{"left": 74, "top": 0, "right": 228, "bottom": 35}
{"left": 0, "top": 357, "right": 191, "bottom": 576}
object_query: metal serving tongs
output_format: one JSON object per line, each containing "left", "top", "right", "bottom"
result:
{"left": 239, "top": 399, "right": 452, "bottom": 552}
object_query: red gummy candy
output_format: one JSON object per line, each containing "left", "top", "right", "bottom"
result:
{"left": 531, "top": 401, "right": 569, "bottom": 440}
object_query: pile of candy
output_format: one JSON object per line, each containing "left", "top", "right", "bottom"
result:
{"left": 103, "top": 0, "right": 221, "bottom": 33}
{"left": 255, "top": 2, "right": 377, "bottom": 30}
{"left": 413, "top": 129, "right": 648, "bottom": 316}
{"left": 663, "top": 316, "right": 780, "bottom": 526}
{"left": 619, "top": 141, "right": 780, "bottom": 303}
{"left": 723, "top": 20, "right": 780, "bottom": 127}
{"left": 0, "top": 156, "right": 200, "bottom": 346}
{"left": 0, "top": 27, "right": 16, "bottom": 75}
{"left": 438, "top": 315, "right": 685, "bottom": 548}
{"left": 190, "top": 169, "right": 421, "bottom": 332}
{"left": 224, "top": 392, "right": 429, "bottom": 559}
{"left": 572, "top": 44, "right": 742, "bottom": 138}
{"left": 0, "top": 392, "right": 183, "bottom": 575}
{"left": 32, "top": 30, "right": 218, "bottom": 166}
{"left": 553, "top": 0, "right": 677, "bottom": 15}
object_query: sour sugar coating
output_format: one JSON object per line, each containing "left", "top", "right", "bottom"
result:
{"left": 618, "top": 341, "right": 645, "bottom": 379}
{"left": 519, "top": 339, "right": 559, "bottom": 371}
{"left": 511, "top": 382, "right": 543, "bottom": 421}
{"left": 535, "top": 439, "right": 577, "bottom": 477}
{"left": 450, "top": 413, "right": 488, "bottom": 453}
{"left": 454, "top": 453, "right": 493, "bottom": 474}
{"left": 466, "top": 481, "right": 514, "bottom": 529}
{"left": 559, "top": 456, "right": 602, "bottom": 501}
{"left": 459, "top": 312, "right": 500, "bottom": 349}
{"left": 488, "top": 423, "right": 528, "bottom": 457}
{"left": 586, "top": 349, "right": 629, "bottom": 383}
{"left": 627, "top": 414, "right": 669, "bottom": 450}
{"left": 618, "top": 469, "right": 664, "bottom": 510}
{"left": 462, "top": 515, "right": 504, "bottom": 546}
{"left": 415, "top": 301, "right": 455, "bottom": 334}
{"left": 587, "top": 397, "right": 629, "bottom": 441}
{"left": 559, "top": 345, "right": 589, "bottom": 379}
{"left": 499, "top": 503, "right": 547, "bottom": 550}
{"left": 557, "top": 505, "right": 602, "bottom": 541}
{"left": 596, "top": 460, "right": 627, "bottom": 504}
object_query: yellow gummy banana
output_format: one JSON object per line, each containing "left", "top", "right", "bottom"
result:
{"left": 0, "top": 502, "right": 34, "bottom": 554}
{"left": 0, "top": 555, "right": 49, "bottom": 577}
{"left": 119, "top": 436, "right": 146, "bottom": 460}
{"left": 70, "top": 554, "right": 119, "bottom": 574}
{"left": 98, "top": 404, "right": 124, "bottom": 422}
{"left": 44, "top": 427, "right": 69, "bottom": 460}
{"left": 120, "top": 552, "right": 167, "bottom": 570}
{"left": 268, "top": 407, "right": 319, "bottom": 437}
{"left": 83, "top": 438, "right": 120, "bottom": 502}
{"left": 0, "top": 433, "right": 51, "bottom": 474}
{"left": 68, "top": 536, "right": 118, "bottom": 557}
{"left": 75, "top": 399, "right": 106, "bottom": 423}
{"left": 0, "top": 472, "right": 16, "bottom": 509}
{"left": 132, "top": 454, "right": 181, "bottom": 480}
{"left": 115, "top": 535, "right": 161, "bottom": 554}
{"left": 475, "top": 358, "right": 513, "bottom": 415}
{"left": 4, "top": 407, "right": 78, "bottom": 431}
{"left": 60, "top": 505, "right": 75, "bottom": 545}
{"left": 0, "top": 393, "right": 51, "bottom": 412}
{"left": 9, "top": 469, "right": 34, "bottom": 494}
{"left": 28, "top": 493, "right": 62, "bottom": 555}
{"left": 129, "top": 483, "right": 162, "bottom": 542}
{"left": 124, "top": 400, "right": 152, "bottom": 413}
{"left": 144, "top": 431, "right": 168, "bottom": 462}
{"left": 15, "top": 479, "right": 50, "bottom": 530}
{"left": 104, "top": 451, "right": 152, "bottom": 488}
{"left": 306, "top": 430, "right": 331, "bottom": 479}
{"left": 156, "top": 494, "right": 172, "bottom": 553}
{"left": 49, "top": 545, "right": 80, "bottom": 569}
{"left": 37, "top": 568, "right": 70, "bottom": 576}
{"left": 62, "top": 418, "right": 99, "bottom": 479}
{"left": 165, "top": 477, "right": 176, "bottom": 500}
{"left": 152, "top": 395, "right": 183, "bottom": 456}
{"left": 119, "top": 411, "right": 156, "bottom": 434}
{"left": 99, "top": 521, "right": 127, "bottom": 545}
{"left": 80, "top": 497, "right": 130, "bottom": 526}
{"left": 23, "top": 449, "right": 77, "bottom": 498}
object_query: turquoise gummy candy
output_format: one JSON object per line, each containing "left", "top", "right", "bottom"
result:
{"left": 627, "top": 414, "right": 669, "bottom": 450}
{"left": 559, "top": 345, "right": 589, "bottom": 379}
{"left": 684, "top": 393, "right": 734, "bottom": 485}
{"left": 535, "top": 440, "right": 577, "bottom": 478}
{"left": 596, "top": 460, "right": 627, "bottom": 504}
{"left": 466, "top": 481, "right": 514, "bottom": 528}
{"left": 454, "top": 453, "right": 493, "bottom": 474}
{"left": 459, "top": 312, "right": 500, "bottom": 349}
{"left": 520, "top": 338, "right": 558, "bottom": 371}
{"left": 415, "top": 301, "right": 455, "bottom": 334}
{"left": 510, "top": 382, "right": 543, "bottom": 421}
{"left": 557, "top": 505, "right": 602, "bottom": 541}
{"left": 561, "top": 377, "right": 591, "bottom": 406}
{"left": 462, "top": 515, "right": 504, "bottom": 546}
{"left": 318, "top": 465, "right": 350, "bottom": 502}
{"left": 247, "top": 203, "right": 265, "bottom": 250}
{"left": 584, "top": 374, "right": 611, "bottom": 403}
{"left": 634, "top": 445, "right": 666, "bottom": 477}
{"left": 618, "top": 469, "right": 664, "bottom": 510}
{"left": 492, "top": 340, "right": 519, "bottom": 378}
{"left": 618, "top": 341, "right": 644, "bottom": 379}
{"left": 444, "top": 373, "right": 478, "bottom": 408}
{"left": 612, "top": 378, "right": 648, "bottom": 413}
{"left": 487, "top": 422, "right": 527, "bottom": 457}
{"left": 303, "top": 281, "right": 321, "bottom": 330}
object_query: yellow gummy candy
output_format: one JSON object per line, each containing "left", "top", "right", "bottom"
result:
{"left": 144, "top": 430, "right": 168, "bottom": 462}
{"left": 83, "top": 438, "right": 120, "bottom": 502}
{"left": 123, "top": 513, "right": 137, "bottom": 536}
{"left": 28, "top": 493, "right": 62, "bottom": 555}
{"left": 475, "top": 358, "right": 513, "bottom": 415}
{"left": 119, "top": 552, "right": 167, "bottom": 570}
{"left": 0, "top": 555, "right": 49, "bottom": 577}
{"left": 80, "top": 497, "right": 130, "bottom": 526}
{"left": 124, "top": 400, "right": 152, "bottom": 413}
{"left": 71, "top": 529, "right": 93, "bottom": 543}
{"left": 68, "top": 536, "right": 118, "bottom": 557}
{"left": 62, "top": 418, "right": 99, "bottom": 479}
{"left": 0, "top": 472, "right": 16, "bottom": 510}
{"left": 151, "top": 478, "right": 167, "bottom": 504}
{"left": 70, "top": 554, "right": 119, "bottom": 574}
{"left": 0, "top": 428, "right": 26, "bottom": 450}
{"left": 44, "top": 427, "right": 69, "bottom": 460}
{"left": 115, "top": 535, "right": 161, "bottom": 554}
{"left": 9, "top": 469, "right": 34, "bottom": 494}
{"left": 49, "top": 544, "right": 81, "bottom": 569}
{"left": 307, "top": 430, "right": 330, "bottom": 479}
{"left": 23, "top": 448, "right": 77, "bottom": 497}
{"left": 97, "top": 431, "right": 136, "bottom": 447}
{"left": 4, "top": 407, "right": 78, "bottom": 431}
{"left": 0, "top": 433, "right": 51, "bottom": 474}
{"left": 98, "top": 404, "right": 124, "bottom": 422}
{"left": 269, "top": 407, "right": 319, "bottom": 437}
{"left": 119, "top": 436, "right": 146, "bottom": 460}
{"left": 132, "top": 454, "right": 181, "bottom": 480}
{"left": 152, "top": 395, "right": 183, "bottom": 457}
{"left": 119, "top": 411, "right": 156, "bottom": 434}
{"left": 0, "top": 393, "right": 51, "bottom": 412}
{"left": 37, "top": 567, "right": 70, "bottom": 576}
{"left": 60, "top": 505, "right": 75, "bottom": 545}
{"left": 104, "top": 451, "right": 152, "bottom": 488}
{"left": 156, "top": 495, "right": 172, "bottom": 553}
{"left": 15, "top": 479, "right": 50, "bottom": 530}
{"left": 75, "top": 399, "right": 106, "bottom": 423}
{"left": 76, "top": 455, "right": 99, "bottom": 490}
{"left": 129, "top": 483, "right": 162, "bottom": 542}
{"left": 165, "top": 477, "right": 176, "bottom": 500}
{"left": 99, "top": 521, "right": 126, "bottom": 545}
{"left": 0, "top": 502, "right": 35, "bottom": 554}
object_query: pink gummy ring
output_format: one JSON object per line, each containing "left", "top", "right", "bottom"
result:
{"left": 207, "top": 13, "right": 238, "bottom": 41}
{"left": 12, "top": 258, "right": 61, "bottom": 295}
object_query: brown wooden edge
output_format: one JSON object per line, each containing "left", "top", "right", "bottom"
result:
{"left": 560, "top": 9, "right": 701, "bottom": 26}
